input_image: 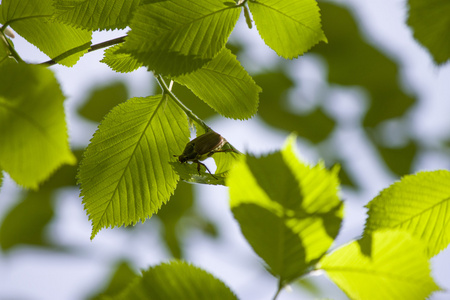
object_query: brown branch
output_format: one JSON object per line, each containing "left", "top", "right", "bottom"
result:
{"left": 39, "top": 35, "right": 127, "bottom": 66}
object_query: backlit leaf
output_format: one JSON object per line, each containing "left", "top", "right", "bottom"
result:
{"left": 365, "top": 170, "right": 450, "bottom": 257}
{"left": 116, "top": 261, "right": 237, "bottom": 300}
{"left": 248, "top": 0, "right": 327, "bottom": 58}
{"left": 101, "top": 43, "right": 143, "bottom": 73}
{"left": 78, "top": 95, "right": 190, "bottom": 239}
{"left": 53, "top": 0, "right": 143, "bottom": 31}
{"left": 123, "top": 0, "right": 241, "bottom": 76}
{"left": 0, "top": 0, "right": 91, "bottom": 66}
{"left": 319, "top": 230, "right": 440, "bottom": 300}
{"left": 0, "top": 62, "right": 76, "bottom": 189}
{"left": 227, "top": 135, "right": 343, "bottom": 284}
{"left": 175, "top": 48, "right": 261, "bottom": 120}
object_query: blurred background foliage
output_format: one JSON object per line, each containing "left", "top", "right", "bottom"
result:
{"left": 0, "top": 1, "right": 446, "bottom": 298}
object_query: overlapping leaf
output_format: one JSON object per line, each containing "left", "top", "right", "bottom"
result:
{"left": 53, "top": 0, "right": 143, "bottom": 31}
{"left": 78, "top": 95, "right": 190, "bottom": 239}
{"left": 227, "top": 135, "right": 342, "bottom": 284}
{"left": 174, "top": 48, "right": 261, "bottom": 120}
{"left": 101, "top": 44, "right": 143, "bottom": 73}
{"left": 116, "top": 261, "right": 237, "bottom": 300}
{"left": 0, "top": 62, "right": 76, "bottom": 189}
{"left": 248, "top": 0, "right": 327, "bottom": 58}
{"left": 364, "top": 170, "right": 450, "bottom": 257}
{"left": 407, "top": 0, "right": 450, "bottom": 64}
{"left": 0, "top": 0, "right": 91, "bottom": 66}
{"left": 319, "top": 230, "right": 440, "bottom": 300}
{"left": 123, "top": 0, "right": 241, "bottom": 76}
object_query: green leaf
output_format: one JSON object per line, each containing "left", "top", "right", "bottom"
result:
{"left": 0, "top": 191, "right": 54, "bottom": 251}
{"left": 123, "top": 0, "right": 241, "bottom": 76}
{"left": 248, "top": 0, "right": 327, "bottom": 59}
{"left": 116, "top": 261, "right": 237, "bottom": 300}
{"left": 0, "top": 0, "right": 92, "bottom": 66}
{"left": 174, "top": 48, "right": 261, "bottom": 120}
{"left": 0, "top": 62, "right": 76, "bottom": 189}
{"left": 170, "top": 161, "right": 226, "bottom": 186}
{"left": 227, "top": 135, "right": 343, "bottom": 284}
{"left": 254, "top": 71, "right": 335, "bottom": 144}
{"left": 377, "top": 141, "right": 417, "bottom": 176}
{"left": 319, "top": 230, "right": 440, "bottom": 300}
{"left": 78, "top": 96, "right": 190, "bottom": 239}
{"left": 407, "top": 0, "right": 450, "bottom": 64}
{"left": 78, "top": 82, "right": 129, "bottom": 123}
{"left": 101, "top": 43, "right": 143, "bottom": 73}
{"left": 53, "top": 0, "right": 143, "bottom": 31}
{"left": 157, "top": 181, "right": 193, "bottom": 258}
{"left": 364, "top": 170, "right": 450, "bottom": 257}
{"left": 90, "top": 261, "right": 138, "bottom": 300}
{"left": 312, "top": 3, "right": 415, "bottom": 127}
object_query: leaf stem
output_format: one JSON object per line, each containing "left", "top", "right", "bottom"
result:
{"left": 272, "top": 280, "right": 284, "bottom": 300}
{"left": 156, "top": 75, "right": 211, "bottom": 132}
{"left": 39, "top": 35, "right": 127, "bottom": 66}
{"left": 272, "top": 278, "right": 283, "bottom": 300}
{"left": 0, "top": 27, "right": 24, "bottom": 63}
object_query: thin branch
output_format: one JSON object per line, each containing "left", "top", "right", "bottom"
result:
{"left": 156, "top": 75, "right": 211, "bottom": 132}
{"left": 39, "top": 35, "right": 127, "bottom": 66}
{"left": 272, "top": 280, "right": 284, "bottom": 300}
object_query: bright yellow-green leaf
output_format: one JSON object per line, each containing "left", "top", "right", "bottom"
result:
{"left": 116, "top": 261, "right": 237, "bottom": 300}
{"left": 53, "top": 0, "right": 143, "bottom": 31}
{"left": 123, "top": 0, "right": 241, "bottom": 76}
{"left": 365, "top": 170, "right": 450, "bottom": 257}
{"left": 319, "top": 230, "right": 440, "bottom": 300}
{"left": 0, "top": 0, "right": 91, "bottom": 66}
{"left": 0, "top": 62, "right": 76, "bottom": 189}
{"left": 78, "top": 96, "right": 190, "bottom": 239}
{"left": 174, "top": 48, "right": 261, "bottom": 120}
{"left": 407, "top": 0, "right": 450, "bottom": 64}
{"left": 227, "top": 135, "right": 343, "bottom": 284}
{"left": 248, "top": 0, "right": 327, "bottom": 59}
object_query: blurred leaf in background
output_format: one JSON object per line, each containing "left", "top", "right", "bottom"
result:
{"left": 78, "top": 82, "right": 129, "bottom": 123}
{"left": 312, "top": 2, "right": 418, "bottom": 177}
{"left": 0, "top": 149, "right": 83, "bottom": 251}
{"left": 407, "top": 0, "right": 450, "bottom": 65}
{"left": 89, "top": 261, "right": 138, "bottom": 300}
{"left": 314, "top": 2, "right": 415, "bottom": 128}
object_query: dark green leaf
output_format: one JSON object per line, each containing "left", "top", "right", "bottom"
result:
{"left": 255, "top": 71, "right": 335, "bottom": 143}
{"left": 407, "top": 0, "right": 450, "bottom": 64}
{"left": 78, "top": 82, "right": 129, "bottom": 123}
{"left": 115, "top": 261, "right": 238, "bottom": 300}
{"left": 312, "top": 3, "right": 415, "bottom": 127}
{"left": 90, "top": 261, "right": 138, "bottom": 300}
{"left": 0, "top": 191, "right": 54, "bottom": 251}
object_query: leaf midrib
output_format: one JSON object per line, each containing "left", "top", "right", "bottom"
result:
{"left": 92, "top": 96, "right": 166, "bottom": 236}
